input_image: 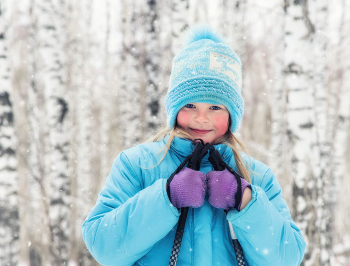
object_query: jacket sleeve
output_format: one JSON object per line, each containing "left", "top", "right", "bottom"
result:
{"left": 226, "top": 168, "right": 306, "bottom": 266}
{"left": 81, "top": 151, "right": 180, "bottom": 266}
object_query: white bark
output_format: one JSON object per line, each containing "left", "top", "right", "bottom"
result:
{"left": 0, "top": 1, "right": 20, "bottom": 265}
{"left": 66, "top": 1, "right": 79, "bottom": 265}
{"left": 331, "top": 0, "right": 350, "bottom": 264}
{"left": 98, "top": 0, "right": 111, "bottom": 190}
{"left": 27, "top": 0, "right": 71, "bottom": 264}
{"left": 233, "top": 2, "right": 274, "bottom": 150}
{"left": 220, "top": 0, "right": 246, "bottom": 60}
{"left": 171, "top": 0, "right": 189, "bottom": 55}
{"left": 107, "top": 0, "right": 123, "bottom": 162}
{"left": 308, "top": 0, "right": 332, "bottom": 264}
{"left": 284, "top": 0, "right": 318, "bottom": 265}
{"left": 73, "top": 1, "right": 95, "bottom": 265}
{"left": 35, "top": 0, "right": 71, "bottom": 264}
{"left": 99, "top": 0, "right": 122, "bottom": 179}
{"left": 142, "top": 0, "right": 163, "bottom": 139}
{"left": 27, "top": 0, "right": 52, "bottom": 264}
{"left": 119, "top": 0, "right": 143, "bottom": 149}
{"left": 269, "top": 1, "right": 292, "bottom": 206}
{"left": 192, "top": 0, "right": 208, "bottom": 24}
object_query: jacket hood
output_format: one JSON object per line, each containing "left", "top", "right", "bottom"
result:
{"left": 162, "top": 133, "right": 233, "bottom": 168}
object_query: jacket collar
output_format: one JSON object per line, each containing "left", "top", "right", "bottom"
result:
{"left": 162, "top": 133, "right": 233, "bottom": 167}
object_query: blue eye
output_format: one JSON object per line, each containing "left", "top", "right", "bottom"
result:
{"left": 183, "top": 104, "right": 222, "bottom": 110}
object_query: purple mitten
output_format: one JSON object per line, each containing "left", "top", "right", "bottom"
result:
{"left": 206, "top": 169, "right": 251, "bottom": 211}
{"left": 168, "top": 167, "right": 207, "bottom": 209}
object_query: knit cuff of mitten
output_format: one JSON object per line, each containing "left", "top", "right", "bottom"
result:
{"left": 237, "top": 179, "right": 251, "bottom": 211}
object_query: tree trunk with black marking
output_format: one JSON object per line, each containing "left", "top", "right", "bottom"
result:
{"left": 0, "top": 2, "right": 20, "bottom": 265}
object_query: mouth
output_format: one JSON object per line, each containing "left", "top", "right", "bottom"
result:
{"left": 190, "top": 128, "right": 212, "bottom": 134}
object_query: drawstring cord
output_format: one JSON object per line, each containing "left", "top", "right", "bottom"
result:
{"left": 208, "top": 145, "right": 247, "bottom": 266}
{"left": 168, "top": 140, "right": 246, "bottom": 266}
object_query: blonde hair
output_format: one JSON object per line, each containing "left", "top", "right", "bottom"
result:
{"left": 142, "top": 123, "right": 259, "bottom": 183}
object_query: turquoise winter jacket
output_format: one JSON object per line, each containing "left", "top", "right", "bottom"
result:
{"left": 82, "top": 135, "right": 306, "bottom": 266}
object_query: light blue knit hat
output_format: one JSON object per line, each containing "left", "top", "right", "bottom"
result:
{"left": 164, "top": 26, "right": 244, "bottom": 133}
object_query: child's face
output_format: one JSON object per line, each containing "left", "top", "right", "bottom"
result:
{"left": 176, "top": 102, "right": 230, "bottom": 144}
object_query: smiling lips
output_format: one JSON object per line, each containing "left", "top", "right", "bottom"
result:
{"left": 190, "top": 128, "right": 212, "bottom": 134}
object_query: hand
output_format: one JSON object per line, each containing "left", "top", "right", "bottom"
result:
{"left": 167, "top": 167, "right": 207, "bottom": 208}
{"left": 166, "top": 139, "right": 211, "bottom": 209}
{"left": 206, "top": 169, "right": 251, "bottom": 210}
{"left": 207, "top": 146, "right": 251, "bottom": 211}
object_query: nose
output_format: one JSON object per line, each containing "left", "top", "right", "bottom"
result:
{"left": 194, "top": 110, "right": 209, "bottom": 123}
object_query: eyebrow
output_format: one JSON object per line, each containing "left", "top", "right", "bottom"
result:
{"left": 187, "top": 103, "right": 226, "bottom": 108}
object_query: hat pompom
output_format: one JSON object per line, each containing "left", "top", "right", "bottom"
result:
{"left": 184, "top": 25, "right": 225, "bottom": 47}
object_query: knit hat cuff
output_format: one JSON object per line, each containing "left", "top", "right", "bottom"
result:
{"left": 165, "top": 76, "right": 244, "bottom": 133}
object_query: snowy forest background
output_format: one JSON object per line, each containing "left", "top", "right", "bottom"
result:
{"left": 1, "top": 0, "right": 350, "bottom": 265}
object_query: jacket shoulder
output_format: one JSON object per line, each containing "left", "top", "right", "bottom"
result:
{"left": 121, "top": 139, "right": 167, "bottom": 162}
{"left": 112, "top": 139, "right": 169, "bottom": 179}
{"left": 239, "top": 152, "right": 271, "bottom": 186}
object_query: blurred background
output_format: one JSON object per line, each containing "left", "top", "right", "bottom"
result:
{"left": 1, "top": 0, "right": 349, "bottom": 265}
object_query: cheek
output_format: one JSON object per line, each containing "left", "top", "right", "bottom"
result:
{"left": 214, "top": 115, "right": 229, "bottom": 134}
{"left": 177, "top": 110, "right": 191, "bottom": 128}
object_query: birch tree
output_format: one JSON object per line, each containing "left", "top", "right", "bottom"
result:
{"left": 192, "top": 0, "right": 208, "bottom": 24}
{"left": 107, "top": 0, "right": 123, "bottom": 162}
{"left": 27, "top": 0, "right": 52, "bottom": 263}
{"left": 66, "top": 1, "right": 80, "bottom": 265}
{"left": 142, "top": 0, "right": 163, "bottom": 139}
{"left": 72, "top": 0, "right": 95, "bottom": 264}
{"left": 0, "top": 1, "right": 20, "bottom": 265}
{"left": 119, "top": 0, "right": 143, "bottom": 149}
{"left": 27, "top": 0, "right": 71, "bottom": 264}
{"left": 268, "top": 1, "right": 292, "bottom": 202}
{"left": 152, "top": 0, "right": 190, "bottom": 125}
{"left": 99, "top": 0, "right": 112, "bottom": 188}
{"left": 171, "top": 0, "right": 189, "bottom": 55}
{"left": 284, "top": 0, "right": 318, "bottom": 265}
{"left": 329, "top": 0, "right": 350, "bottom": 263}
{"left": 220, "top": 0, "right": 246, "bottom": 60}
{"left": 308, "top": 0, "right": 333, "bottom": 264}
{"left": 41, "top": 0, "right": 70, "bottom": 264}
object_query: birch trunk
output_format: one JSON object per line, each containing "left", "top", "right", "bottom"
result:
{"left": 269, "top": 1, "right": 292, "bottom": 205}
{"left": 99, "top": 0, "right": 122, "bottom": 177}
{"left": 74, "top": 1, "right": 95, "bottom": 264}
{"left": 193, "top": 0, "right": 208, "bottom": 23}
{"left": 9, "top": 5, "right": 33, "bottom": 265}
{"left": 0, "top": 1, "right": 20, "bottom": 265}
{"left": 66, "top": 1, "right": 79, "bottom": 265}
{"left": 107, "top": 0, "right": 123, "bottom": 161}
{"left": 27, "top": 0, "right": 52, "bottom": 264}
{"left": 28, "top": 1, "right": 71, "bottom": 264}
{"left": 155, "top": 0, "right": 189, "bottom": 124}
{"left": 308, "top": 1, "right": 332, "bottom": 264}
{"left": 142, "top": 0, "right": 163, "bottom": 139}
{"left": 120, "top": 0, "right": 142, "bottom": 148}
{"left": 220, "top": 0, "right": 246, "bottom": 60}
{"left": 331, "top": 0, "right": 350, "bottom": 263}
{"left": 171, "top": 0, "right": 189, "bottom": 55}
{"left": 99, "top": 0, "right": 111, "bottom": 190}
{"left": 284, "top": 0, "right": 318, "bottom": 265}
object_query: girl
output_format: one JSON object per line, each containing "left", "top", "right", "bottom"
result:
{"left": 82, "top": 26, "right": 306, "bottom": 266}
